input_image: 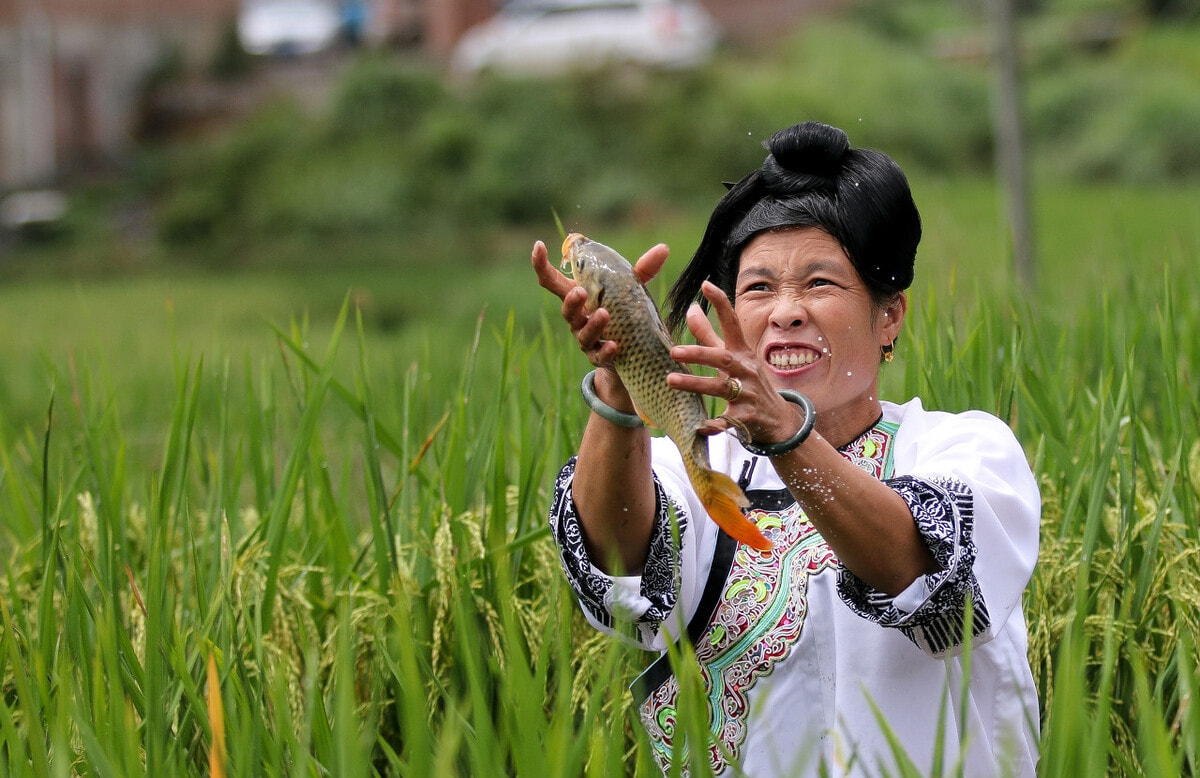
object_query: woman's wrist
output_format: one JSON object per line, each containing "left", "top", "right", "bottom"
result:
{"left": 581, "top": 369, "right": 644, "bottom": 428}
{"left": 591, "top": 367, "right": 635, "bottom": 410}
{"left": 743, "top": 390, "right": 816, "bottom": 457}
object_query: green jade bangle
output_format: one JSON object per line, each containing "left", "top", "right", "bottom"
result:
{"left": 742, "top": 390, "right": 816, "bottom": 457}
{"left": 581, "top": 370, "right": 645, "bottom": 428}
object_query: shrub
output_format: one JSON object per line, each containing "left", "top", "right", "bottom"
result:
{"left": 140, "top": 17, "right": 1200, "bottom": 268}
{"left": 1027, "top": 60, "right": 1200, "bottom": 181}
{"left": 326, "top": 57, "right": 448, "bottom": 139}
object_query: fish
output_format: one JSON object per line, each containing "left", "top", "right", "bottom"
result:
{"left": 561, "top": 233, "right": 771, "bottom": 551}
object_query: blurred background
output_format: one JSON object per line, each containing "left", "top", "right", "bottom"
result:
{"left": 0, "top": 0, "right": 1198, "bottom": 444}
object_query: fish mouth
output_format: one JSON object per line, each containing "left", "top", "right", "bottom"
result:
{"left": 561, "top": 232, "right": 586, "bottom": 273}
{"left": 562, "top": 233, "right": 586, "bottom": 256}
{"left": 766, "top": 345, "right": 822, "bottom": 372}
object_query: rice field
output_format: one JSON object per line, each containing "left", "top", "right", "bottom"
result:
{"left": 1, "top": 179, "right": 1199, "bottom": 775}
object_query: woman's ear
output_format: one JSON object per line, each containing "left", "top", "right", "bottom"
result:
{"left": 879, "top": 292, "right": 907, "bottom": 344}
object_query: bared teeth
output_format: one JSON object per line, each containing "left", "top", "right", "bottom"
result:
{"left": 769, "top": 349, "right": 818, "bottom": 368}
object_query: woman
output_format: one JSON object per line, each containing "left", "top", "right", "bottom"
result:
{"left": 531, "top": 121, "right": 1040, "bottom": 777}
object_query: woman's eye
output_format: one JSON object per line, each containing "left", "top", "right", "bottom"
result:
{"left": 811, "top": 278, "right": 833, "bottom": 288}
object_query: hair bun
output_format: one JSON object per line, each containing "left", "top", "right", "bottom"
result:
{"left": 761, "top": 121, "right": 850, "bottom": 195}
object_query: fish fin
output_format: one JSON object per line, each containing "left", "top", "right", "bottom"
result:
{"left": 630, "top": 401, "right": 657, "bottom": 429}
{"left": 696, "top": 469, "right": 772, "bottom": 552}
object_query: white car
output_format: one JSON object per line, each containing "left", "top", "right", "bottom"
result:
{"left": 452, "top": 0, "right": 719, "bottom": 77}
{"left": 238, "top": 0, "right": 342, "bottom": 56}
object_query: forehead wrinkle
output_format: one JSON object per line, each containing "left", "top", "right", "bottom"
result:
{"left": 737, "top": 258, "right": 851, "bottom": 283}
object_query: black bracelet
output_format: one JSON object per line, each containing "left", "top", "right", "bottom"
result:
{"left": 742, "top": 390, "right": 816, "bottom": 457}
{"left": 581, "top": 370, "right": 645, "bottom": 428}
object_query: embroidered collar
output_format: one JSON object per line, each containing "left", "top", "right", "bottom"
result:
{"left": 836, "top": 411, "right": 885, "bottom": 453}
{"left": 839, "top": 416, "right": 899, "bottom": 480}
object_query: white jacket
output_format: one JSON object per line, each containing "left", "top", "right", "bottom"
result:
{"left": 549, "top": 398, "right": 1041, "bottom": 777}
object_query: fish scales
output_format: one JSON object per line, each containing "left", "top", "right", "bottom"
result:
{"left": 561, "top": 233, "right": 771, "bottom": 551}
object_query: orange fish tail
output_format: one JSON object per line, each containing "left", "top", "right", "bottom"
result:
{"left": 690, "top": 463, "right": 772, "bottom": 551}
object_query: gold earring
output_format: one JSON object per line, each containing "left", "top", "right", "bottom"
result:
{"left": 882, "top": 342, "right": 895, "bottom": 363}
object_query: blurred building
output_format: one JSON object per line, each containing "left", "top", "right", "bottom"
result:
{"left": 0, "top": 0, "right": 239, "bottom": 189}
{"left": 424, "top": 0, "right": 492, "bottom": 59}
{"left": 0, "top": 0, "right": 839, "bottom": 190}
{"left": 701, "top": 0, "right": 842, "bottom": 44}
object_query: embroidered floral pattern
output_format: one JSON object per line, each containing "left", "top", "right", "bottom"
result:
{"left": 839, "top": 421, "right": 898, "bottom": 479}
{"left": 640, "top": 505, "right": 836, "bottom": 775}
{"left": 555, "top": 419, "right": 991, "bottom": 772}
{"left": 838, "top": 475, "right": 990, "bottom": 656}
{"left": 639, "top": 422, "right": 901, "bottom": 775}
{"left": 549, "top": 457, "right": 684, "bottom": 639}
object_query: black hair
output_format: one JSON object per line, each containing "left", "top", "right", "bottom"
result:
{"left": 664, "top": 121, "right": 921, "bottom": 335}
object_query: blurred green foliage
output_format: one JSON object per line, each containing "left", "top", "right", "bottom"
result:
{"left": 135, "top": 8, "right": 1200, "bottom": 265}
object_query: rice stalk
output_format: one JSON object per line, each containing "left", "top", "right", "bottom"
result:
{"left": 1, "top": 250, "right": 1198, "bottom": 776}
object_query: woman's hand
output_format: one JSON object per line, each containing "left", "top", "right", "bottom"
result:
{"left": 530, "top": 239, "right": 671, "bottom": 369}
{"left": 531, "top": 239, "right": 669, "bottom": 574}
{"left": 672, "top": 284, "right": 937, "bottom": 594}
{"left": 668, "top": 280, "right": 802, "bottom": 446}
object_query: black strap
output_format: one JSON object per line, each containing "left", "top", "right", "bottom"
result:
{"left": 631, "top": 459, "right": 757, "bottom": 704}
{"left": 631, "top": 528, "right": 737, "bottom": 704}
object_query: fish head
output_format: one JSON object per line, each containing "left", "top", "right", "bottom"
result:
{"left": 561, "top": 232, "right": 604, "bottom": 306}
{"left": 560, "top": 233, "right": 588, "bottom": 277}
{"left": 560, "top": 233, "right": 638, "bottom": 311}
{"left": 561, "top": 232, "right": 632, "bottom": 280}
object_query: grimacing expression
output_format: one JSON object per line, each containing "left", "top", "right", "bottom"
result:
{"left": 733, "top": 227, "right": 905, "bottom": 434}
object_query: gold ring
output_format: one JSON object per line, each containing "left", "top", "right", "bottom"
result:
{"left": 726, "top": 377, "right": 743, "bottom": 402}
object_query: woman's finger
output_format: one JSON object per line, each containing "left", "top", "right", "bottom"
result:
{"left": 531, "top": 240, "right": 576, "bottom": 300}
{"left": 562, "top": 289, "right": 620, "bottom": 366}
{"left": 671, "top": 303, "right": 736, "bottom": 385}
{"left": 632, "top": 243, "right": 671, "bottom": 286}
{"left": 695, "top": 415, "right": 732, "bottom": 437}
{"left": 561, "top": 285, "right": 592, "bottom": 329}
{"left": 575, "top": 304, "right": 609, "bottom": 347}
{"left": 535, "top": 238, "right": 629, "bottom": 370}
{"left": 685, "top": 301, "right": 723, "bottom": 348}
{"left": 700, "top": 280, "right": 747, "bottom": 351}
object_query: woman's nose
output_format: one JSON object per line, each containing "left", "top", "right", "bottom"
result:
{"left": 769, "top": 296, "right": 806, "bottom": 329}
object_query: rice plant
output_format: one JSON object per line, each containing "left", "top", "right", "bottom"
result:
{"left": 1, "top": 255, "right": 1199, "bottom": 776}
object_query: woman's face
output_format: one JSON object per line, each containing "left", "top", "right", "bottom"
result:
{"left": 733, "top": 227, "right": 905, "bottom": 443}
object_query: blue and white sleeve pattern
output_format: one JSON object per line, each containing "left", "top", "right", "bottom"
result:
{"left": 548, "top": 457, "right": 683, "bottom": 641}
{"left": 837, "top": 475, "right": 990, "bottom": 657}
